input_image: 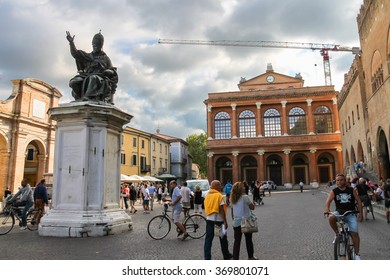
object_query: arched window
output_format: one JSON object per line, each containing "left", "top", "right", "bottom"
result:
{"left": 288, "top": 107, "right": 307, "bottom": 135}
{"left": 214, "top": 112, "right": 231, "bottom": 139}
{"left": 356, "top": 104, "right": 360, "bottom": 120}
{"left": 264, "top": 109, "right": 281, "bottom": 136}
{"left": 239, "top": 110, "right": 256, "bottom": 138}
{"left": 314, "top": 106, "right": 333, "bottom": 134}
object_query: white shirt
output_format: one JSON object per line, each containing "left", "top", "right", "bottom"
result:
{"left": 181, "top": 186, "right": 191, "bottom": 203}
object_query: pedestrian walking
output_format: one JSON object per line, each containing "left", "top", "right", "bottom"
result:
{"left": 230, "top": 181, "right": 257, "bottom": 260}
{"left": 33, "top": 179, "right": 48, "bottom": 225}
{"left": 203, "top": 180, "right": 232, "bottom": 260}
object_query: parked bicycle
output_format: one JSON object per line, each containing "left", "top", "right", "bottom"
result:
{"left": 0, "top": 197, "right": 40, "bottom": 235}
{"left": 324, "top": 210, "right": 358, "bottom": 260}
{"left": 147, "top": 203, "right": 206, "bottom": 240}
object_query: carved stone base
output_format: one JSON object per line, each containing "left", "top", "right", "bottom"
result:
{"left": 39, "top": 209, "right": 132, "bottom": 237}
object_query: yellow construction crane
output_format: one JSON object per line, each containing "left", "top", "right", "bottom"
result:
{"left": 158, "top": 38, "right": 360, "bottom": 86}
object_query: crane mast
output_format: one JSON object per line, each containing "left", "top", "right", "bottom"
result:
{"left": 158, "top": 39, "right": 360, "bottom": 86}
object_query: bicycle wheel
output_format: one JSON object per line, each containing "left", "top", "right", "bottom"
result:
{"left": 346, "top": 234, "right": 356, "bottom": 260}
{"left": 184, "top": 214, "right": 206, "bottom": 239}
{"left": 0, "top": 210, "right": 15, "bottom": 235}
{"left": 333, "top": 235, "right": 347, "bottom": 260}
{"left": 26, "top": 209, "right": 39, "bottom": 231}
{"left": 147, "top": 215, "right": 171, "bottom": 240}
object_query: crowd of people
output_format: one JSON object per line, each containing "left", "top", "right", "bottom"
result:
{"left": 120, "top": 178, "right": 259, "bottom": 260}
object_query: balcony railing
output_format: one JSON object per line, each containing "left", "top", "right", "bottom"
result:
{"left": 141, "top": 165, "right": 151, "bottom": 172}
{"left": 158, "top": 168, "right": 167, "bottom": 174}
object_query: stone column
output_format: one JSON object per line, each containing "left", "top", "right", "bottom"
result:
{"left": 283, "top": 149, "right": 292, "bottom": 188}
{"left": 306, "top": 99, "right": 315, "bottom": 135}
{"left": 231, "top": 103, "right": 237, "bottom": 138}
{"left": 232, "top": 151, "right": 239, "bottom": 182}
{"left": 332, "top": 97, "right": 340, "bottom": 133}
{"left": 336, "top": 147, "right": 343, "bottom": 174}
{"left": 207, "top": 105, "right": 213, "bottom": 140}
{"left": 39, "top": 102, "right": 133, "bottom": 237}
{"left": 256, "top": 102, "right": 263, "bottom": 137}
{"left": 207, "top": 152, "right": 214, "bottom": 182}
{"left": 257, "top": 149, "right": 265, "bottom": 181}
{"left": 281, "top": 100, "right": 288, "bottom": 136}
{"left": 309, "top": 148, "right": 318, "bottom": 187}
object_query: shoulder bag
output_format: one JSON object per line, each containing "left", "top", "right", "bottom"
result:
{"left": 241, "top": 197, "right": 258, "bottom": 233}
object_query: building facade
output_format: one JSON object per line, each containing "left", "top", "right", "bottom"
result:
{"left": 155, "top": 133, "right": 192, "bottom": 184}
{"left": 205, "top": 65, "right": 343, "bottom": 187}
{"left": 121, "top": 127, "right": 152, "bottom": 176}
{"left": 120, "top": 127, "right": 171, "bottom": 177}
{"left": 0, "top": 78, "right": 62, "bottom": 194}
{"left": 339, "top": 0, "right": 390, "bottom": 179}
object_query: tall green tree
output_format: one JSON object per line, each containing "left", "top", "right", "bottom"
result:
{"left": 186, "top": 133, "right": 207, "bottom": 178}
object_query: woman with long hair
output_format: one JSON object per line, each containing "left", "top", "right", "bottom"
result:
{"left": 230, "top": 181, "right": 257, "bottom": 260}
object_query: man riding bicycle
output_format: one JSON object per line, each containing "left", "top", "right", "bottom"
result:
{"left": 8, "top": 179, "right": 34, "bottom": 230}
{"left": 324, "top": 173, "right": 363, "bottom": 260}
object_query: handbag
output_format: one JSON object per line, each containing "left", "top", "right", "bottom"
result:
{"left": 214, "top": 212, "right": 221, "bottom": 236}
{"left": 241, "top": 212, "right": 258, "bottom": 233}
{"left": 214, "top": 224, "right": 222, "bottom": 236}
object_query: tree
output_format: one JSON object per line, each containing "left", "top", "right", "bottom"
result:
{"left": 186, "top": 133, "right": 207, "bottom": 178}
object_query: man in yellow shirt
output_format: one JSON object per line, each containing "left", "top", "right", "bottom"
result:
{"left": 203, "top": 180, "right": 232, "bottom": 260}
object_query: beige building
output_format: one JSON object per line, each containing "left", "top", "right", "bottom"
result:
{"left": 0, "top": 78, "right": 62, "bottom": 195}
{"left": 120, "top": 127, "right": 170, "bottom": 177}
{"left": 339, "top": 0, "right": 390, "bottom": 179}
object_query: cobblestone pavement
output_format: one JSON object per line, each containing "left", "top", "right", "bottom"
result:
{"left": 1, "top": 189, "right": 389, "bottom": 260}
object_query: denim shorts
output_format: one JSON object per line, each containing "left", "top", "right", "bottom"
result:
{"left": 332, "top": 211, "right": 358, "bottom": 233}
{"left": 172, "top": 209, "right": 182, "bottom": 223}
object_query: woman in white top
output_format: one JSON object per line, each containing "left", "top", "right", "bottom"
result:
{"left": 231, "top": 182, "right": 257, "bottom": 260}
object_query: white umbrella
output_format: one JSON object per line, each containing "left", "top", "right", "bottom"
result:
{"left": 120, "top": 174, "right": 132, "bottom": 182}
{"left": 120, "top": 174, "right": 143, "bottom": 182}
{"left": 143, "top": 175, "right": 163, "bottom": 182}
{"left": 128, "top": 175, "right": 144, "bottom": 182}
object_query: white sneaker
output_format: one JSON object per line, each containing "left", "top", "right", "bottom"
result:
{"left": 355, "top": 255, "right": 361, "bottom": 260}
{"left": 20, "top": 226, "right": 27, "bottom": 231}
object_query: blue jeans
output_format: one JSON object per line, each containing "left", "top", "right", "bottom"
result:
{"left": 204, "top": 220, "right": 231, "bottom": 260}
{"left": 14, "top": 200, "right": 33, "bottom": 227}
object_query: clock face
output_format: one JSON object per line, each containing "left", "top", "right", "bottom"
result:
{"left": 266, "top": 75, "right": 275, "bottom": 83}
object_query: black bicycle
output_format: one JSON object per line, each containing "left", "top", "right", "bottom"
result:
{"left": 325, "top": 210, "right": 358, "bottom": 260}
{"left": 0, "top": 199, "right": 40, "bottom": 235}
{"left": 147, "top": 203, "right": 206, "bottom": 240}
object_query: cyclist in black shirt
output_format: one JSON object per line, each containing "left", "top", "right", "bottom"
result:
{"left": 324, "top": 173, "right": 363, "bottom": 260}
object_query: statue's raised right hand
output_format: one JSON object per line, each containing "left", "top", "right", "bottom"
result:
{"left": 66, "top": 31, "right": 75, "bottom": 43}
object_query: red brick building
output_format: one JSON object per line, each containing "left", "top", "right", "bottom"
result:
{"left": 205, "top": 64, "right": 343, "bottom": 188}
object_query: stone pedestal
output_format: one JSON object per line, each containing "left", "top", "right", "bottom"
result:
{"left": 39, "top": 102, "right": 133, "bottom": 237}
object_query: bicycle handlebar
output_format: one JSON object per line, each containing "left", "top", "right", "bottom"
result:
{"left": 324, "top": 210, "right": 359, "bottom": 217}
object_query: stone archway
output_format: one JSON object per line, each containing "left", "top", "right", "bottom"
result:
{"left": 23, "top": 139, "right": 46, "bottom": 187}
{"left": 344, "top": 149, "right": 350, "bottom": 167}
{"left": 240, "top": 155, "right": 257, "bottom": 184}
{"left": 0, "top": 133, "right": 9, "bottom": 197}
{"left": 357, "top": 140, "right": 364, "bottom": 163}
{"left": 377, "top": 129, "right": 390, "bottom": 179}
{"left": 291, "top": 153, "right": 309, "bottom": 184}
{"left": 317, "top": 152, "right": 335, "bottom": 184}
{"left": 265, "top": 154, "right": 283, "bottom": 186}
{"left": 215, "top": 156, "right": 232, "bottom": 186}
{"left": 350, "top": 145, "right": 356, "bottom": 164}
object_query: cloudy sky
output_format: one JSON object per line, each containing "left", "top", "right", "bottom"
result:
{"left": 0, "top": 0, "right": 363, "bottom": 139}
